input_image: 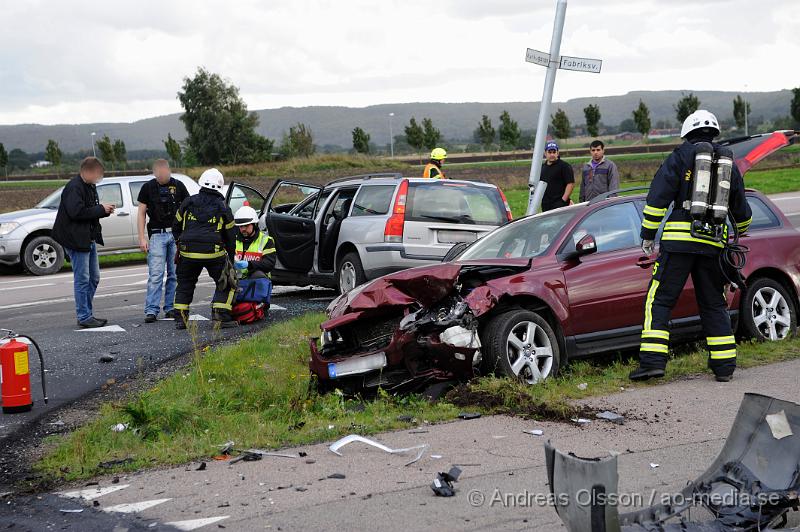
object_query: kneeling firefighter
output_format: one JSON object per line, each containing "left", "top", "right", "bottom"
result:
{"left": 172, "top": 168, "right": 238, "bottom": 329}
{"left": 231, "top": 206, "right": 275, "bottom": 323}
{"left": 630, "top": 110, "right": 752, "bottom": 383}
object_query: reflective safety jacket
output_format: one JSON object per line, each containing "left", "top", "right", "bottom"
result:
{"left": 641, "top": 140, "right": 752, "bottom": 255}
{"left": 235, "top": 229, "right": 276, "bottom": 278}
{"left": 173, "top": 188, "right": 236, "bottom": 261}
{"left": 422, "top": 162, "right": 445, "bottom": 179}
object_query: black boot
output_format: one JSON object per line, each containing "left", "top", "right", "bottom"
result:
{"left": 212, "top": 310, "right": 238, "bottom": 329}
{"left": 175, "top": 310, "right": 189, "bottom": 330}
{"left": 714, "top": 373, "right": 733, "bottom": 382}
{"left": 629, "top": 366, "right": 665, "bottom": 381}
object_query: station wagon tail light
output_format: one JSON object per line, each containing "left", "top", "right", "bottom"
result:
{"left": 498, "top": 188, "right": 513, "bottom": 222}
{"left": 384, "top": 179, "right": 408, "bottom": 243}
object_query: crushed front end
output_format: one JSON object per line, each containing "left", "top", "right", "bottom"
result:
{"left": 309, "top": 260, "right": 529, "bottom": 394}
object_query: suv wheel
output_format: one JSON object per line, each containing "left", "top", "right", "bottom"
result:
{"left": 483, "top": 309, "right": 560, "bottom": 384}
{"left": 23, "top": 236, "right": 64, "bottom": 276}
{"left": 336, "top": 252, "right": 366, "bottom": 294}
{"left": 741, "top": 278, "right": 796, "bottom": 341}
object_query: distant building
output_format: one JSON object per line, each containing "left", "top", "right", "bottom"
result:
{"left": 648, "top": 128, "right": 681, "bottom": 139}
{"left": 32, "top": 160, "right": 53, "bottom": 168}
{"left": 615, "top": 131, "right": 642, "bottom": 141}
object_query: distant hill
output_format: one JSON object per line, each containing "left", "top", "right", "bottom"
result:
{"left": 0, "top": 90, "right": 792, "bottom": 153}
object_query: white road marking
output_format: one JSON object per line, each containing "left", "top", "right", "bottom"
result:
{"left": 75, "top": 325, "right": 127, "bottom": 332}
{"left": 102, "top": 498, "right": 172, "bottom": 513}
{"left": 4, "top": 283, "right": 55, "bottom": 290}
{"left": 165, "top": 516, "right": 230, "bottom": 530}
{"left": 771, "top": 196, "right": 800, "bottom": 202}
{"left": 189, "top": 314, "right": 209, "bottom": 321}
{"left": 59, "top": 484, "right": 130, "bottom": 501}
{"left": 271, "top": 304, "right": 286, "bottom": 310}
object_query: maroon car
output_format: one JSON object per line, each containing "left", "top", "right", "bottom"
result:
{"left": 310, "top": 132, "right": 800, "bottom": 393}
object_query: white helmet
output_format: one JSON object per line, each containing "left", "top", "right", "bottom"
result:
{"left": 681, "top": 110, "right": 720, "bottom": 138}
{"left": 234, "top": 206, "right": 259, "bottom": 226}
{"left": 199, "top": 168, "right": 224, "bottom": 191}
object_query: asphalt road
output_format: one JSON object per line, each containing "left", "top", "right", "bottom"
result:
{"left": 0, "top": 263, "right": 335, "bottom": 442}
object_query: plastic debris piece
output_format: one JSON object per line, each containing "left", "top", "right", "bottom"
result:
{"left": 111, "top": 423, "right": 128, "bottom": 432}
{"left": 596, "top": 411, "right": 625, "bottom": 425}
{"left": 99, "top": 355, "right": 115, "bottom": 363}
{"left": 458, "top": 412, "right": 481, "bottom": 420}
{"left": 329, "top": 434, "right": 429, "bottom": 466}
{"left": 766, "top": 410, "right": 793, "bottom": 440}
{"left": 327, "top": 424, "right": 335, "bottom": 430}
{"left": 650, "top": 463, "right": 659, "bottom": 468}
{"left": 571, "top": 418, "right": 592, "bottom": 425}
{"left": 218, "top": 441, "right": 235, "bottom": 454}
{"left": 327, "top": 473, "right": 346, "bottom": 479}
{"left": 430, "top": 466, "right": 462, "bottom": 497}
{"left": 431, "top": 455, "right": 443, "bottom": 459}
{"left": 59, "top": 508, "right": 83, "bottom": 513}
{"left": 196, "top": 462, "right": 207, "bottom": 471}
{"left": 577, "top": 383, "right": 588, "bottom": 390}
{"left": 523, "top": 429, "right": 544, "bottom": 436}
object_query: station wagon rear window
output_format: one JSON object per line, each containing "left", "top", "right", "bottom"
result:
{"left": 405, "top": 183, "right": 505, "bottom": 226}
{"left": 351, "top": 185, "right": 395, "bottom": 216}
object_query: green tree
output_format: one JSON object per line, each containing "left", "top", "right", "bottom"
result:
{"left": 550, "top": 108, "right": 571, "bottom": 141}
{"left": 352, "top": 126, "right": 371, "bottom": 154}
{"left": 279, "top": 123, "right": 315, "bottom": 158}
{"left": 498, "top": 110, "right": 522, "bottom": 150}
{"left": 633, "top": 100, "right": 652, "bottom": 139}
{"left": 583, "top": 104, "right": 601, "bottom": 137}
{"left": 8, "top": 149, "right": 30, "bottom": 172}
{"left": 473, "top": 114, "right": 495, "bottom": 150}
{"left": 404, "top": 117, "right": 425, "bottom": 153}
{"left": 178, "top": 67, "right": 274, "bottom": 165}
{"left": 421, "top": 118, "right": 441, "bottom": 150}
{"left": 164, "top": 133, "right": 182, "bottom": 166}
{"left": 96, "top": 135, "right": 116, "bottom": 169}
{"left": 732, "top": 95, "right": 751, "bottom": 130}
{"left": 791, "top": 87, "right": 800, "bottom": 126}
{"left": 675, "top": 92, "right": 700, "bottom": 123}
{"left": 113, "top": 139, "right": 127, "bottom": 170}
{"left": 45, "top": 139, "right": 63, "bottom": 175}
{"left": 619, "top": 118, "right": 636, "bottom": 132}
{"left": 0, "top": 143, "right": 7, "bottom": 176}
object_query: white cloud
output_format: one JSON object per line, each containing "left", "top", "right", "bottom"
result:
{"left": 0, "top": 0, "right": 797, "bottom": 124}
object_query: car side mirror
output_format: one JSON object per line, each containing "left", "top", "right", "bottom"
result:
{"left": 575, "top": 234, "right": 597, "bottom": 256}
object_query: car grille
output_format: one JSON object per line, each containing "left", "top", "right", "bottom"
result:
{"left": 353, "top": 316, "right": 402, "bottom": 351}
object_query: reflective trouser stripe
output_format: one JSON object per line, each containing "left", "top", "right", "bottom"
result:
{"left": 642, "top": 219, "right": 661, "bottom": 230}
{"left": 174, "top": 303, "right": 189, "bottom": 310}
{"left": 212, "top": 288, "right": 235, "bottom": 311}
{"left": 710, "top": 348, "right": 737, "bottom": 359}
{"left": 642, "top": 329, "right": 669, "bottom": 340}
{"left": 180, "top": 250, "right": 227, "bottom": 259}
{"left": 661, "top": 232, "right": 725, "bottom": 248}
{"left": 707, "top": 336, "right": 735, "bottom": 346}
{"left": 643, "top": 206, "right": 667, "bottom": 217}
{"left": 640, "top": 343, "right": 668, "bottom": 354}
{"left": 644, "top": 280, "right": 660, "bottom": 330}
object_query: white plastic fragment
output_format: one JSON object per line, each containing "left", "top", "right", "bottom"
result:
{"left": 571, "top": 418, "right": 592, "bottom": 425}
{"left": 329, "top": 434, "right": 429, "bottom": 466}
{"left": 650, "top": 463, "right": 659, "bottom": 468}
{"left": 523, "top": 429, "right": 544, "bottom": 436}
{"left": 111, "top": 423, "right": 128, "bottom": 433}
{"left": 577, "top": 383, "right": 588, "bottom": 391}
{"left": 765, "top": 410, "right": 793, "bottom": 440}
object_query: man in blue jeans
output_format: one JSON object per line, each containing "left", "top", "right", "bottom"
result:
{"left": 52, "top": 157, "right": 115, "bottom": 328}
{"left": 136, "top": 159, "right": 189, "bottom": 323}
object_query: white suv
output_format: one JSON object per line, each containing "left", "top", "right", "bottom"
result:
{"left": 0, "top": 174, "right": 198, "bottom": 275}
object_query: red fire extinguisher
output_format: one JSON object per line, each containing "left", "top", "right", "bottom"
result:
{"left": 0, "top": 329, "right": 48, "bottom": 413}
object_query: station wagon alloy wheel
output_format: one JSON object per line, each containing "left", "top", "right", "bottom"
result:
{"left": 751, "top": 286, "right": 792, "bottom": 340}
{"left": 339, "top": 261, "right": 357, "bottom": 293}
{"left": 506, "top": 320, "right": 554, "bottom": 384}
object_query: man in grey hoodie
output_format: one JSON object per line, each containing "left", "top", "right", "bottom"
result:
{"left": 579, "top": 140, "right": 620, "bottom": 202}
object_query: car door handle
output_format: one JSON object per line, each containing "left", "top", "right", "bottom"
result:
{"left": 116, "top": 211, "right": 130, "bottom": 217}
{"left": 636, "top": 256, "right": 656, "bottom": 268}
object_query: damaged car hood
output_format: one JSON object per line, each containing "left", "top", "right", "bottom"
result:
{"left": 325, "top": 259, "right": 531, "bottom": 326}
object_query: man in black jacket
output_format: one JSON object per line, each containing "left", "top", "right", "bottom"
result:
{"left": 172, "top": 168, "right": 237, "bottom": 329}
{"left": 52, "top": 157, "right": 115, "bottom": 328}
{"left": 540, "top": 141, "right": 575, "bottom": 211}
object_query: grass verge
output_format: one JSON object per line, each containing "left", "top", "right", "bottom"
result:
{"left": 36, "top": 311, "right": 800, "bottom": 485}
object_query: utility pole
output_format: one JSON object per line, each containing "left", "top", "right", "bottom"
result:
{"left": 524, "top": 0, "right": 602, "bottom": 215}
{"left": 91, "top": 132, "right": 97, "bottom": 157}
{"left": 389, "top": 112, "right": 395, "bottom": 157}
{"left": 744, "top": 85, "right": 749, "bottom": 136}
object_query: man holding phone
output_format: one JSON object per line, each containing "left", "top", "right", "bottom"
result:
{"left": 52, "top": 156, "right": 115, "bottom": 328}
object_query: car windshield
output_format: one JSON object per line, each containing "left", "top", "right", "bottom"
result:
{"left": 36, "top": 187, "right": 64, "bottom": 209}
{"left": 458, "top": 210, "right": 575, "bottom": 260}
{"left": 406, "top": 182, "right": 506, "bottom": 225}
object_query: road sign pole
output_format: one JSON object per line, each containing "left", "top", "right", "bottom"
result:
{"left": 526, "top": 0, "right": 568, "bottom": 216}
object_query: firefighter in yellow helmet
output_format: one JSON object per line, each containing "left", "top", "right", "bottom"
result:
{"left": 423, "top": 148, "right": 447, "bottom": 179}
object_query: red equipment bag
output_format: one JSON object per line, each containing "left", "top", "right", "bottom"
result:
{"left": 231, "top": 302, "right": 265, "bottom": 324}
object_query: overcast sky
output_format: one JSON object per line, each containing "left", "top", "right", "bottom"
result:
{"left": 1, "top": 0, "right": 797, "bottom": 125}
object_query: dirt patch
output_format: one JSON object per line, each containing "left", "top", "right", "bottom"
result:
{"left": 444, "top": 384, "right": 596, "bottom": 422}
{"left": 0, "top": 189, "right": 56, "bottom": 213}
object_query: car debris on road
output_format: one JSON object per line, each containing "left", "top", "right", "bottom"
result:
{"left": 430, "top": 466, "right": 462, "bottom": 497}
{"left": 328, "top": 434, "right": 429, "bottom": 466}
